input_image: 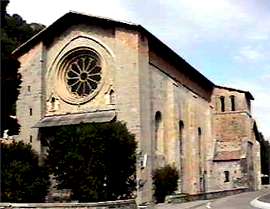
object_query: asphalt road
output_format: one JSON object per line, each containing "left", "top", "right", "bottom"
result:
{"left": 154, "top": 188, "right": 270, "bottom": 209}
{"left": 196, "top": 189, "right": 269, "bottom": 209}
{"left": 258, "top": 193, "right": 270, "bottom": 203}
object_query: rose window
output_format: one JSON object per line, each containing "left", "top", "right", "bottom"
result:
{"left": 65, "top": 54, "right": 102, "bottom": 97}
{"left": 56, "top": 48, "right": 104, "bottom": 104}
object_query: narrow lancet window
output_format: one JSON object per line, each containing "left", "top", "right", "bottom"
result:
{"left": 198, "top": 127, "right": 202, "bottom": 171}
{"left": 230, "top": 95, "right": 235, "bottom": 111}
{"left": 198, "top": 127, "right": 202, "bottom": 136}
{"left": 178, "top": 120, "right": 184, "bottom": 192}
{"left": 224, "top": 171, "right": 230, "bottom": 182}
{"left": 155, "top": 111, "right": 163, "bottom": 152}
{"left": 220, "top": 96, "right": 225, "bottom": 112}
{"left": 179, "top": 120, "right": 184, "bottom": 157}
{"left": 109, "top": 90, "right": 115, "bottom": 104}
{"left": 198, "top": 127, "right": 202, "bottom": 156}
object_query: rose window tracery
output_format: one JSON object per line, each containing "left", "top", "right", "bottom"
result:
{"left": 65, "top": 54, "right": 102, "bottom": 97}
{"left": 56, "top": 48, "right": 104, "bottom": 104}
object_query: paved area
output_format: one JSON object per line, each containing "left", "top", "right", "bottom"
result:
{"left": 258, "top": 194, "right": 270, "bottom": 203}
{"left": 196, "top": 191, "right": 265, "bottom": 209}
{"left": 154, "top": 200, "right": 209, "bottom": 209}
{"left": 154, "top": 189, "right": 270, "bottom": 209}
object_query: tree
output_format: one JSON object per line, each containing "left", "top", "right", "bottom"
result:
{"left": 153, "top": 165, "right": 179, "bottom": 203}
{"left": 45, "top": 122, "right": 137, "bottom": 202}
{"left": 0, "top": 0, "right": 45, "bottom": 135}
{"left": 1, "top": 141, "right": 50, "bottom": 202}
{"left": 259, "top": 133, "right": 270, "bottom": 176}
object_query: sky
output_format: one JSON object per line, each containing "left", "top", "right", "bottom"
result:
{"left": 7, "top": 0, "right": 270, "bottom": 139}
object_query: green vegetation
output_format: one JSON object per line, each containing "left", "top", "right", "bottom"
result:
{"left": 0, "top": 0, "right": 45, "bottom": 135}
{"left": 1, "top": 141, "right": 50, "bottom": 202}
{"left": 153, "top": 165, "right": 179, "bottom": 203}
{"left": 259, "top": 133, "right": 270, "bottom": 184}
{"left": 45, "top": 122, "right": 137, "bottom": 202}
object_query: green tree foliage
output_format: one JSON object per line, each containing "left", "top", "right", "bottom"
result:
{"left": 1, "top": 141, "right": 50, "bottom": 202}
{"left": 153, "top": 165, "right": 179, "bottom": 203}
{"left": 45, "top": 122, "right": 137, "bottom": 202}
{"left": 0, "top": 0, "right": 45, "bottom": 135}
{"left": 259, "top": 133, "right": 270, "bottom": 175}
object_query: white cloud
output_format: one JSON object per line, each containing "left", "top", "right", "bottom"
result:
{"left": 7, "top": 0, "right": 270, "bottom": 139}
{"left": 260, "top": 73, "right": 270, "bottom": 82}
{"left": 7, "top": 0, "right": 132, "bottom": 26}
{"left": 247, "top": 33, "right": 269, "bottom": 41}
{"left": 234, "top": 46, "right": 264, "bottom": 62}
{"left": 160, "top": 0, "right": 252, "bottom": 40}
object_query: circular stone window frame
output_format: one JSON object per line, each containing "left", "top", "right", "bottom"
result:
{"left": 55, "top": 47, "right": 105, "bottom": 105}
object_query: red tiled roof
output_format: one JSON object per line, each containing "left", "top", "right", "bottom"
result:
{"left": 213, "top": 150, "right": 241, "bottom": 161}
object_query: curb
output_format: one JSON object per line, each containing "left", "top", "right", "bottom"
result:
{"left": 153, "top": 200, "right": 210, "bottom": 209}
{"left": 189, "top": 201, "right": 211, "bottom": 209}
{"left": 250, "top": 198, "right": 270, "bottom": 209}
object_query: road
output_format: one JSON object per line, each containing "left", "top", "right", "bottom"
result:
{"left": 196, "top": 189, "right": 269, "bottom": 209}
{"left": 155, "top": 188, "right": 270, "bottom": 209}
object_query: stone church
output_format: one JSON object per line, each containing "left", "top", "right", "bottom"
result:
{"left": 13, "top": 12, "right": 261, "bottom": 203}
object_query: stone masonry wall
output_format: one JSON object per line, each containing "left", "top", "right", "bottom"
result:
{"left": 149, "top": 50, "right": 212, "bottom": 101}
{"left": 15, "top": 18, "right": 261, "bottom": 205}
{"left": 149, "top": 53, "right": 213, "bottom": 195}
{"left": 0, "top": 199, "right": 136, "bottom": 209}
{"left": 45, "top": 24, "right": 117, "bottom": 116}
{"left": 17, "top": 43, "right": 45, "bottom": 153}
{"left": 209, "top": 161, "right": 243, "bottom": 191}
{"left": 17, "top": 23, "right": 147, "bottom": 203}
{"left": 209, "top": 87, "right": 261, "bottom": 191}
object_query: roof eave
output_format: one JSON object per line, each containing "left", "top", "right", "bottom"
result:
{"left": 215, "top": 85, "right": 254, "bottom": 100}
{"left": 12, "top": 11, "right": 139, "bottom": 58}
{"left": 139, "top": 25, "right": 214, "bottom": 88}
{"left": 12, "top": 11, "right": 214, "bottom": 88}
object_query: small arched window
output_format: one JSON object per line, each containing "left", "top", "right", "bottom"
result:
{"left": 198, "top": 127, "right": 202, "bottom": 159}
{"left": 109, "top": 89, "right": 115, "bottom": 104}
{"left": 224, "top": 171, "right": 230, "bottom": 182}
{"left": 220, "top": 96, "right": 225, "bottom": 112}
{"left": 179, "top": 120, "right": 185, "bottom": 192}
{"left": 230, "top": 95, "right": 235, "bottom": 111}
{"left": 179, "top": 120, "right": 184, "bottom": 140}
{"left": 51, "top": 97, "right": 56, "bottom": 109}
{"left": 179, "top": 120, "right": 184, "bottom": 157}
{"left": 198, "top": 127, "right": 202, "bottom": 136}
{"left": 155, "top": 111, "right": 162, "bottom": 124}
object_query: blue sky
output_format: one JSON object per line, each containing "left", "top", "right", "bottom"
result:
{"left": 8, "top": 0, "right": 270, "bottom": 139}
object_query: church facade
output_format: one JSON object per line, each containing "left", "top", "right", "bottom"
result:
{"left": 13, "top": 12, "right": 261, "bottom": 204}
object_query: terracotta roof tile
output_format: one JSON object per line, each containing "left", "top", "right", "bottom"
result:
{"left": 214, "top": 150, "right": 241, "bottom": 161}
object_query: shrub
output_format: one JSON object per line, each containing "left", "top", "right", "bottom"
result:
{"left": 1, "top": 141, "right": 50, "bottom": 202}
{"left": 153, "top": 165, "right": 179, "bottom": 203}
{"left": 45, "top": 122, "right": 137, "bottom": 202}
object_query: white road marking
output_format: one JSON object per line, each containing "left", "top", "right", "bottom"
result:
{"left": 206, "top": 202, "right": 212, "bottom": 208}
{"left": 250, "top": 195, "right": 270, "bottom": 209}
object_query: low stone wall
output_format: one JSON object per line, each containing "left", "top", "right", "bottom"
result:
{"left": 166, "top": 187, "right": 249, "bottom": 203}
{"left": 0, "top": 199, "right": 137, "bottom": 209}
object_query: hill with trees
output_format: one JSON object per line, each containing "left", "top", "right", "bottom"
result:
{"left": 1, "top": 0, "right": 45, "bottom": 136}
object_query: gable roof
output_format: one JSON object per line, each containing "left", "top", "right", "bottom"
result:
{"left": 12, "top": 11, "right": 139, "bottom": 57}
{"left": 12, "top": 11, "right": 214, "bottom": 90}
